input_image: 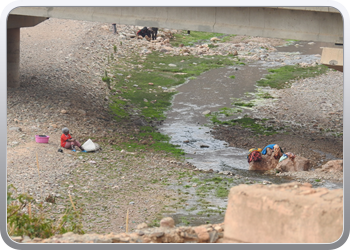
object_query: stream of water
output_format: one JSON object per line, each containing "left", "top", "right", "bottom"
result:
{"left": 159, "top": 41, "right": 338, "bottom": 171}
{"left": 158, "top": 41, "right": 342, "bottom": 226}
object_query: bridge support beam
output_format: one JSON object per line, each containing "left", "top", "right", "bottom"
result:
{"left": 6, "top": 15, "right": 48, "bottom": 88}
{"left": 7, "top": 28, "right": 20, "bottom": 88}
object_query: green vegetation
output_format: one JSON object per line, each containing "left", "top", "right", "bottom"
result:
{"left": 180, "top": 216, "right": 191, "bottom": 225}
{"left": 209, "top": 114, "right": 279, "bottom": 136}
{"left": 233, "top": 102, "right": 254, "bottom": 107}
{"left": 170, "top": 31, "right": 236, "bottom": 47}
{"left": 256, "top": 92, "right": 274, "bottom": 99}
{"left": 257, "top": 65, "right": 329, "bottom": 89}
{"left": 148, "top": 219, "right": 160, "bottom": 227}
{"left": 7, "top": 185, "right": 84, "bottom": 239}
{"left": 112, "top": 126, "right": 184, "bottom": 158}
{"left": 215, "top": 186, "right": 229, "bottom": 198}
{"left": 208, "top": 44, "right": 219, "bottom": 49}
{"left": 229, "top": 75, "right": 235, "bottom": 79}
{"left": 107, "top": 51, "right": 241, "bottom": 157}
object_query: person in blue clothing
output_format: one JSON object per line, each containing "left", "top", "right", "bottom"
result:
{"left": 261, "top": 144, "right": 276, "bottom": 155}
{"left": 261, "top": 144, "right": 284, "bottom": 159}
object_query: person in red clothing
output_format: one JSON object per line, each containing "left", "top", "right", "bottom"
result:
{"left": 61, "top": 127, "right": 86, "bottom": 152}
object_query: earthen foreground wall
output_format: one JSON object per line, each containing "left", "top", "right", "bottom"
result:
{"left": 223, "top": 182, "right": 343, "bottom": 243}
{"left": 10, "top": 182, "right": 343, "bottom": 244}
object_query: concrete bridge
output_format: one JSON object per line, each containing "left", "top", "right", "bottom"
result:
{"left": 7, "top": 7, "right": 344, "bottom": 88}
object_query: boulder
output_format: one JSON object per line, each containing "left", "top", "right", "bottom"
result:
{"left": 275, "top": 156, "right": 310, "bottom": 172}
{"left": 210, "top": 37, "right": 220, "bottom": 42}
{"left": 160, "top": 217, "right": 175, "bottom": 228}
{"left": 223, "top": 182, "right": 343, "bottom": 243}
{"left": 316, "top": 160, "right": 343, "bottom": 173}
{"left": 249, "top": 148, "right": 279, "bottom": 171}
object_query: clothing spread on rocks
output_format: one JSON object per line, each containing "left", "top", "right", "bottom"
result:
{"left": 279, "top": 154, "right": 288, "bottom": 162}
{"left": 279, "top": 152, "right": 296, "bottom": 162}
{"left": 285, "top": 152, "right": 296, "bottom": 159}
{"left": 247, "top": 148, "right": 262, "bottom": 163}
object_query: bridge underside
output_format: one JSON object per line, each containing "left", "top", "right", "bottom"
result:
{"left": 10, "top": 7, "right": 343, "bottom": 43}
{"left": 6, "top": 7, "right": 344, "bottom": 87}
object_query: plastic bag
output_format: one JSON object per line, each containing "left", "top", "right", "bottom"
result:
{"left": 82, "top": 139, "right": 97, "bottom": 152}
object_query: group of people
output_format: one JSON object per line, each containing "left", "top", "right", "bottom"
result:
{"left": 136, "top": 27, "right": 158, "bottom": 40}
{"left": 247, "top": 144, "right": 295, "bottom": 163}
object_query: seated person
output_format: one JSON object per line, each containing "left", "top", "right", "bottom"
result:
{"left": 61, "top": 127, "right": 86, "bottom": 152}
{"left": 137, "top": 27, "right": 151, "bottom": 38}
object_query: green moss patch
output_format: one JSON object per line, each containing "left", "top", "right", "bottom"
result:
{"left": 257, "top": 65, "right": 330, "bottom": 89}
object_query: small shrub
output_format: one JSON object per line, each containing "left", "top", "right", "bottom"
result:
{"left": 7, "top": 185, "right": 84, "bottom": 239}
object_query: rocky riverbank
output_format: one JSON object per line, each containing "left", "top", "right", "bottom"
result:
{"left": 11, "top": 218, "right": 225, "bottom": 243}
{"left": 210, "top": 70, "right": 343, "bottom": 182}
{"left": 7, "top": 17, "right": 343, "bottom": 238}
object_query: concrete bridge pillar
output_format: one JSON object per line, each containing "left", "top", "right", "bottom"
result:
{"left": 7, "top": 28, "right": 20, "bottom": 88}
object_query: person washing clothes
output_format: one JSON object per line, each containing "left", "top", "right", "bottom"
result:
{"left": 61, "top": 127, "right": 86, "bottom": 152}
{"left": 261, "top": 143, "right": 284, "bottom": 159}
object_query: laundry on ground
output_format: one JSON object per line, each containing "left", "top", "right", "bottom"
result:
{"left": 247, "top": 144, "right": 295, "bottom": 163}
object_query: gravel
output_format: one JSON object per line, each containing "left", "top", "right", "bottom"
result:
{"left": 7, "top": 17, "right": 343, "bottom": 235}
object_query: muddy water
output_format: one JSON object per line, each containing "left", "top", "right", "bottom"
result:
{"left": 160, "top": 41, "right": 335, "bottom": 172}
{"left": 158, "top": 41, "right": 342, "bottom": 226}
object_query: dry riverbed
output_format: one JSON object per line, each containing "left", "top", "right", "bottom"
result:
{"left": 7, "top": 18, "right": 343, "bottom": 236}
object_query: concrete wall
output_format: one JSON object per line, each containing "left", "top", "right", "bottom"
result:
{"left": 7, "top": 28, "right": 20, "bottom": 88}
{"left": 9, "top": 7, "right": 343, "bottom": 43}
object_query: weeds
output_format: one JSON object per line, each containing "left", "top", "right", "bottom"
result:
{"left": 7, "top": 185, "right": 84, "bottom": 239}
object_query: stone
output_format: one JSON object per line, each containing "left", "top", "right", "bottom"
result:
{"left": 202, "top": 110, "right": 211, "bottom": 115}
{"left": 78, "top": 109, "right": 87, "bottom": 116}
{"left": 275, "top": 156, "right": 310, "bottom": 172}
{"left": 210, "top": 37, "right": 220, "bottom": 42}
{"left": 21, "top": 236, "right": 32, "bottom": 243}
{"left": 9, "top": 127, "right": 22, "bottom": 132}
{"left": 316, "top": 160, "right": 343, "bottom": 173}
{"left": 168, "top": 64, "right": 177, "bottom": 67}
{"left": 223, "top": 182, "right": 343, "bottom": 243}
{"left": 160, "top": 217, "right": 175, "bottom": 228}
{"left": 10, "top": 236, "right": 22, "bottom": 243}
{"left": 194, "top": 226, "right": 210, "bottom": 242}
{"left": 136, "top": 223, "right": 148, "bottom": 229}
{"left": 126, "top": 33, "right": 136, "bottom": 38}
{"left": 61, "top": 109, "right": 67, "bottom": 114}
